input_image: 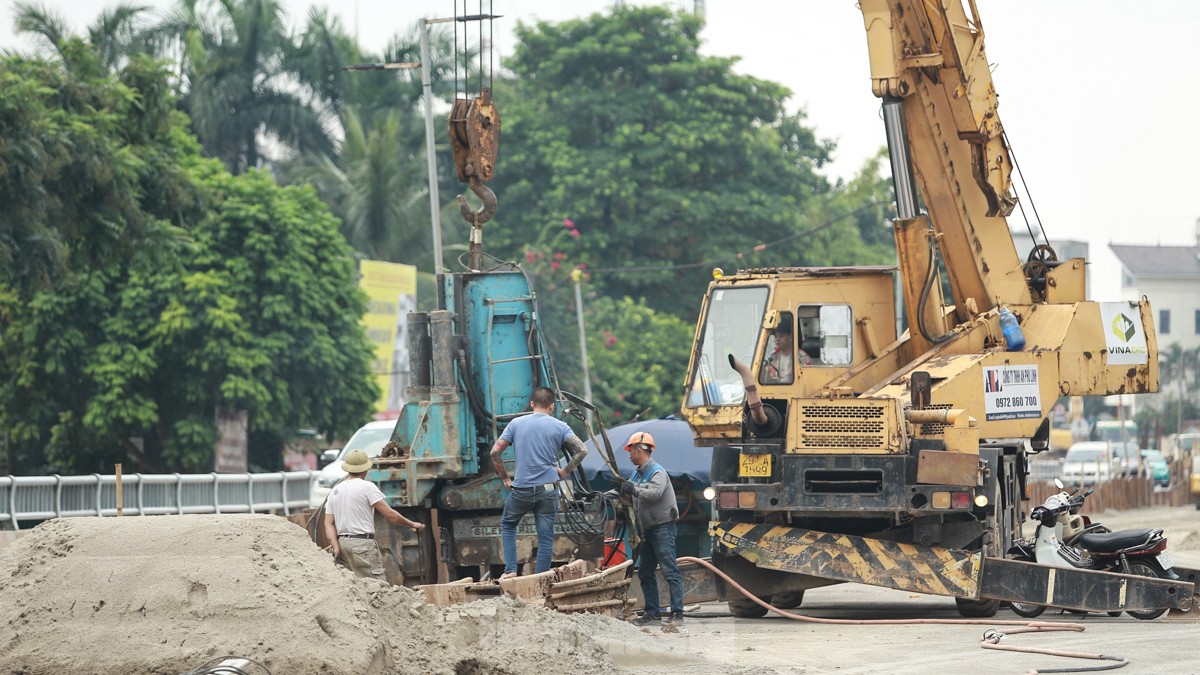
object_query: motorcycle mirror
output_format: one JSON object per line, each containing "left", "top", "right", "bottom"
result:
{"left": 1054, "top": 478, "right": 1064, "bottom": 490}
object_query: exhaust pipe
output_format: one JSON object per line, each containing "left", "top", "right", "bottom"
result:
{"left": 729, "top": 354, "right": 768, "bottom": 426}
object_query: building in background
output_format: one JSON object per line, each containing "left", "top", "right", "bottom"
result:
{"left": 1111, "top": 222, "right": 1200, "bottom": 440}
{"left": 1111, "top": 228, "right": 1200, "bottom": 354}
{"left": 359, "top": 260, "right": 418, "bottom": 419}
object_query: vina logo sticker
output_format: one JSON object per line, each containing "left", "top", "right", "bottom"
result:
{"left": 1099, "top": 302, "right": 1148, "bottom": 365}
{"left": 1110, "top": 313, "right": 1136, "bottom": 343}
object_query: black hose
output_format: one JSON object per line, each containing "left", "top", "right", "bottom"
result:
{"left": 917, "top": 233, "right": 954, "bottom": 345}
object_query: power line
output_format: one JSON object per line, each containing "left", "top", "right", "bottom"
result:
{"left": 583, "top": 201, "right": 887, "bottom": 275}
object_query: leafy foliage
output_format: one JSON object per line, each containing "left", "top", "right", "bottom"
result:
{"left": 492, "top": 6, "right": 863, "bottom": 318}
{"left": 0, "top": 50, "right": 376, "bottom": 474}
{"left": 583, "top": 296, "right": 694, "bottom": 422}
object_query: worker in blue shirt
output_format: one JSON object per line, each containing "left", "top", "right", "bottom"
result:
{"left": 489, "top": 387, "right": 587, "bottom": 579}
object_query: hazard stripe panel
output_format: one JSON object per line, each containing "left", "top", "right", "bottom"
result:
{"left": 712, "top": 520, "right": 981, "bottom": 598}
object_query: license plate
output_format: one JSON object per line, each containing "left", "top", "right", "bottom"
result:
{"left": 738, "top": 453, "right": 772, "bottom": 478}
{"left": 1156, "top": 551, "right": 1174, "bottom": 569}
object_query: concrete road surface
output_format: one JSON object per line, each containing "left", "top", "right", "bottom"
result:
{"left": 611, "top": 506, "right": 1200, "bottom": 675}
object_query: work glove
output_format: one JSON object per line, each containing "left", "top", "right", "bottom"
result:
{"left": 619, "top": 479, "right": 636, "bottom": 496}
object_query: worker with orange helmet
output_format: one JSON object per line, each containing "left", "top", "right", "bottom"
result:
{"left": 618, "top": 430, "right": 684, "bottom": 626}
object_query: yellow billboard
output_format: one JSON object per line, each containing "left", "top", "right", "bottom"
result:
{"left": 359, "top": 260, "right": 417, "bottom": 415}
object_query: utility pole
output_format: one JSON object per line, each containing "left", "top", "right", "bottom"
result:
{"left": 571, "top": 268, "right": 594, "bottom": 425}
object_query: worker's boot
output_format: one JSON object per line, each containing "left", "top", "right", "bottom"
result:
{"left": 631, "top": 612, "right": 661, "bottom": 626}
{"left": 666, "top": 611, "right": 684, "bottom": 624}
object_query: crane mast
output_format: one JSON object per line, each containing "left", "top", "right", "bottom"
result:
{"left": 863, "top": 0, "right": 1035, "bottom": 335}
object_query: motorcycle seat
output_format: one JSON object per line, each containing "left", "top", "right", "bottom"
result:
{"left": 1076, "top": 528, "right": 1158, "bottom": 553}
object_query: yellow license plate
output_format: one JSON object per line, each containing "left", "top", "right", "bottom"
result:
{"left": 738, "top": 453, "right": 772, "bottom": 478}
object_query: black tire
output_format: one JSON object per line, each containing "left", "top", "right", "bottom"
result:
{"left": 1008, "top": 600, "right": 1046, "bottom": 618}
{"left": 771, "top": 591, "right": 805, "bottom": 610}
{"left": 1107, "top": 611, "right": 1123, "bottom": 617}
{"left": 728, "top": 596, "right": 770, "bottom": 618}
{"left": 1005, "top": 552, "right": 1044, "bottom": 618}
{"left": 956, "top": 597, "right": 1000, "bottom": 618}
{"left": 1125, "top": 562, "right": 1168, "bottom": 621}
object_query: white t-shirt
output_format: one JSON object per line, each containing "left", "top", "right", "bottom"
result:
{"left": 326, "top": 478, "right": 385, "bottom": 535}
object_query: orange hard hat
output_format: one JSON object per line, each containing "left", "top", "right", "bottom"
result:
{"left": 624, "top": 431, "right": 656, "bottom": 451}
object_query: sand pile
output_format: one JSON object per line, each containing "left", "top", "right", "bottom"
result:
{"left": 0, "top": 515, "right": 659, "bottom": 674}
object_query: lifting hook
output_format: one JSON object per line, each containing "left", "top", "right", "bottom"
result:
{"left": 457, "top": 177, "right": 497, "bottom": 227}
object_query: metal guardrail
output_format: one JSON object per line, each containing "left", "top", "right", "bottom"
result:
{"left": 0, "top": 471, "right": 317, "bottom": 530}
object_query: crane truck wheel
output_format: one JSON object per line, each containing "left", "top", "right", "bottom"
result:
{"left": 728, "top": 596, "right": 771, "bottom": 618}
{"left": 771, "top": 591, "right": 805, "bottom": 610}
{"left": 954, "top": 597, "right": 999, "bottom": 618}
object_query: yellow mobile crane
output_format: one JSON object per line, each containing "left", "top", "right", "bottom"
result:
{"left": 683, "top": 0, "right": 1194, "bottom": 617}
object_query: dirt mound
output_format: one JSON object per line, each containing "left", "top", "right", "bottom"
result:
{"left": 0, "top": 515, "right": 653, "bottom": 674}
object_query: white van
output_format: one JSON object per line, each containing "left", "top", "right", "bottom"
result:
{"left": 308, "top": 419, "right": 397, "bottom": 508}
{"left": 1061, "top": 441, "right": 1113, "bottom": 486}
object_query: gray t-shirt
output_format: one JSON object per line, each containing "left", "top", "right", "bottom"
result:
{"left": 327, "top": 478, "right": 384, "bottom": 535}
{"left": 500, "top": 411, "right": 575, "bottom": 487}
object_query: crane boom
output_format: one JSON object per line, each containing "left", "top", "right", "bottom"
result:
{"left": 863, "top": 0, "right": 1032, "bottom": 324}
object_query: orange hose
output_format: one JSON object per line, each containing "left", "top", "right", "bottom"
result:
{"left": 675, "top": 556, "right": 1129, "bottom": 670}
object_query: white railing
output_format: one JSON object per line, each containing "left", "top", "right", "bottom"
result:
{"left": 0, "top": 471, "right": 317, "bottom": 530}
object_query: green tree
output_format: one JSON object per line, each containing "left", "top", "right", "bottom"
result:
{"left": 492, "top": 5, "right": 840, "bottom": 318}
{"left": 584, "top": 296, "right": 694, "bottom": 422}
{"left": 0, "top": 49, "right": 376, "bottom": 474}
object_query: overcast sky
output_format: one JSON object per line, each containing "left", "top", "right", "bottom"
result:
{"left": 4, "top": 0, "right": 1198, "bottom": 301}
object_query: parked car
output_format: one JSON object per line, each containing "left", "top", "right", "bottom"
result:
{"left": 1108, "top": 441, "right": 1143, "bottom": 477}
{"left": 1061, "top": 442, "right": 1113, "bottom": 486}
{"left": 1140, "top": 449, "right": 1170, "bottom": 488}
{"left": 308, "top": 419, "right": 397, "bottom": 508}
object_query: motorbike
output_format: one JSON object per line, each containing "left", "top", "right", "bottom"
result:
{"left": 1007, "top": 479, "right": 1180, "bottom": 620}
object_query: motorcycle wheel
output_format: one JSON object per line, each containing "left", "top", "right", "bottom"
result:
{"left": 1008, "top": 600, "right": 1046, "bottom": 618}
{"left": 1125, "top": 562, "right": 1168, "bottom": 621}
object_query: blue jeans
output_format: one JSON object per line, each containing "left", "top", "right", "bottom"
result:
{"left": 501, "top": 486, "right": 559, "bottom": 574}
{"left": 638, "top": 522, "right": 684, "bottom": 617}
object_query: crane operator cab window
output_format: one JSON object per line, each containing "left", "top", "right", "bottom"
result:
{"left": 686, "top": 285, "right": 768, "bottom": 407}
{"left": 795, "top": 304, "right": 853, "bottom": 367}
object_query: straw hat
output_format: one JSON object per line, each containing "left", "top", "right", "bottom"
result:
{"left": 341, "top": 449, "right": 372, "bottom": 473}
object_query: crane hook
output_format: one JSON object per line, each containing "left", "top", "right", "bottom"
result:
{"left": 457, "top": 178, "right": 497, "bottom": 226}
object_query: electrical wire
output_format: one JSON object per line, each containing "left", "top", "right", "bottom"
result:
{"left": 581, "top": 201, "right": 886, "bottom": 275}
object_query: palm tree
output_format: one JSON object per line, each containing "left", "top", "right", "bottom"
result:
{"left": 152, "top": 0, "right": 332, "bottom": 173}
{"left": 284, "top": 107, "right": 435, "bottom": 263}
{"left": 14, "top": 0, "right": 152, "bottom": 71}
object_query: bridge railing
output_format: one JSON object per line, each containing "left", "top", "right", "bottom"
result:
{"left": 0, "top": 471, "right": 318, "bottom": 530}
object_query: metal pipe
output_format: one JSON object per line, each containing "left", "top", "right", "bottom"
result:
{"left": 420, "top": 20, "right": 443, "bottom": 273}
{"left": 429, "top": 310, "right": 456, "bottom": 390}
{"left": 571, "top": 270, "right": 594, "bottom": 425}
{"left": 905, "top": 408, "right": 967, "bottom": 426}
{"left": 408, "top": 312, "right": 432, "bottom": 393}
{"left": 882, "top": 96, "right": 919, "bottom": 220}
{"left": 728, "top": 355, "right": 768, "bottom": 426}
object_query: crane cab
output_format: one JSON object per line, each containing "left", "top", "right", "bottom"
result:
{"left": 682, "top": 266, "right": 898, "bottom": 442}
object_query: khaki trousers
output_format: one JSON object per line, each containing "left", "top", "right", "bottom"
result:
{"left": 338, "top": 537, "right": 386, "bottom": 581}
